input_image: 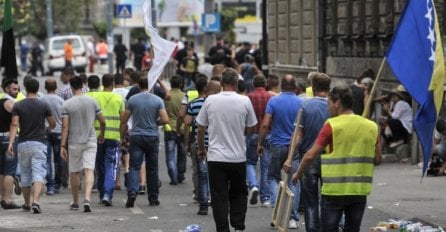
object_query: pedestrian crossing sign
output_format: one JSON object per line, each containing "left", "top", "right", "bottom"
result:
{"left": 117, "top": 4, "right": 132, "bottom": 19}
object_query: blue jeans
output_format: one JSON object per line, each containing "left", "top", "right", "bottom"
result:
{"left": 0, "top": 135, "right": 18, "bottom": 176}
{"left": 301, "top": 157, "right": 322, "bottom": 232}
{"left": 267, "top": 144, "right": 300, "bottom": 221}
{"left": 246, "top": 133, "right": 271, "bottom": 203}
{"left": 128, "top": 135, "right": 159, "bottom": 202}
{"left": 46, "top": 132, "right": 63, "bottom": 190}
{"left": 320, "top": 195, "right": 367, "bottom": 232}
{"left": 194, "top": 149, "right": 209, "bottom": 207}
{"left": 164, "top": 132, "right": 186, "bottom": 184}
{"left": 96, "top": 139, "right": 120, "bottom": 200}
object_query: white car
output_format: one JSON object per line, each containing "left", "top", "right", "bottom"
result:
{"left": 45, "top": 35, "right": 88, "bottom": 75}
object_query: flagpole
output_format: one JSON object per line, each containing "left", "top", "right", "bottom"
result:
{"left": 362, "top": 57, "right": 386, "bottom": 118}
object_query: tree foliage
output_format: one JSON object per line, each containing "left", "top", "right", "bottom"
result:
{"left": 220, "top": 8, "right": 237, "bottom": 44}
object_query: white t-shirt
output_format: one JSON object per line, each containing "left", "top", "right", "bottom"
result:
{"left": 196, "top": 91, "right": 257, "bottom": 162}
{"left": 391, "top": 100, "right": 413, "bottom": 133}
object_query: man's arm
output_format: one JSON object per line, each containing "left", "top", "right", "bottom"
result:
{"left": 47, "top": 115, "right": 56, "bottom": 129}
{"left": 120, "top": 110, "right": 131, "bottom": 147}
{"left": 158, "top": 108, "right": 169, "bottom": 125}
{"left": 60, "top": 116, "right": 69, "bottom": 161}
{"left": 183, "top": 114, "right": 193, "bottom": 152}
{"left": 292, "top": 143, "right": 325, "bottom": 184}
{"left": 257, "top": 114, "right": 272, "bottom": 156}
{"left": 197, "top": 125, "right": 207, "bottom": 160}
{"left": 374, "top": 137, "right": 382, "bottom": 166}
{"left": 96, "top": 113, "right": 106, "bottom": 143}
{"left": 7, "top": 116, "right": 19, "bottom": 155}
{"left": 4, "top": 99, "right": 15, "bottom": 113}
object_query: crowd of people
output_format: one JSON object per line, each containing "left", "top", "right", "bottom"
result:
{"left": 1, "top": 37, "right": 441, "bottom": 232}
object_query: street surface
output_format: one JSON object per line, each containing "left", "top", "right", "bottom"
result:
{"left": 1, "top": 73, "right": 444, "bottom": 231}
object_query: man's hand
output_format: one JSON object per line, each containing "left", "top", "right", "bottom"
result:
{"left": 291, "top": 172, "right": 300, "bottom": 185}
{"left": 7, "top": 143, "right": 14, "bottom": 156}
{"left": 283, "top": 160, "right": 292, "bottom": 174}
{"left": 61, "top": 147, "right": 68, "bottom": 162}
{"left": 257, "top": 145, "right": 264, "bottom": 157}
{"left": 198, "top": 148, "right": 207, "bottom": 160}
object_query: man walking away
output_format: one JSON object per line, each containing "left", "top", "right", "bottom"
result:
{"left": 8, "top": 78, "right": 56, "bottom": 214}
{"left": 293, "top": 85, "right": 382, "bottom": 232}
{"left": 196, "top": 68, "right": 257, "bottom": 232}
{"left": 60, "top": 76, "right": 106, "bottom": 213}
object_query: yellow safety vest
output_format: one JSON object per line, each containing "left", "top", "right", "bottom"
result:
{"left": 305, "top": 86, "right": 313, "bottom": 97}
{"left": 321, "top": 114, "right": 378, "bottom": 196}
{"left": 0, "top": 92, "right": 25, "bottom": 101}
{"left": 86, "top": 91, "right": 124, "bottom": 140}
{"left": 187, "top": 90, "right": 199, "bottom": 103}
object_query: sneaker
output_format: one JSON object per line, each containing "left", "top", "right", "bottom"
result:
{"left": 13, "top": 176, "right": 21, "bottom": 195}
{"left": 389, "top": 140, "right": 404, "bottom": 148}
{"left": 54, "top": 186, "right": 61, "bottom": 194}
{"left": 249, "top": 186, "right": 259, "bottom": 205}
{"left": 138, "top": 185, "right": 146, "bottom": 195}
{"left": 288, "top": 219, "right": 299, "bottom": 229}
{"left": 83, "top": 200, "right": 92, "bottom": 212}
{"left": 102, "top": 197, "right": 112, "bottom": 206}
{"left": 197, "top": 207, "right": 208, "bottom": 215}
{"left": 31, "top": 203, "right": 41, "bottom": 214}
{"left": 2, "top": 201, "right": 21, "bottom": 209}
{"left": 70, "top": 202, "right": 79, "bottom": 210}
{"left": 21, "top": 204, "right": 31, "bottom": 211}
{"left": 149, "top": 199, "right": 160, "bottom": 206}
{"left": 126, "top": 194, "right": 137, "bottom": 208}
{"left": 261, "top": 201, "right": 272, "bottom": 208}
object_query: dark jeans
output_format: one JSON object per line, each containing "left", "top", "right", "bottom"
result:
{"left": 46, "top": 132, "right": 63, "bottom": 190}
{"left": 301, "top": 157, "right": 322, "bottom": 232}
{"left": 164, "top": 132, "right": 186, "bottom": 184}
{"left": 128, "top": 135, "right": 159, "bottom": 202}
{"left": 320, "top": 195, "right": 367, "bottom": 232}
{"left": 194, "top": 151, "right": 209, "bottom": 208}
{"left": 208, "top": 161, "right": 247, "bottom": 232}
{"left": 116, "top": 59, "right": 126, "bottom": 74}
{"left": 96, "top": 139, "right": 120, "bottom": 200}
{"left": 0, "top": 135, "right": 18, "bottom": 176}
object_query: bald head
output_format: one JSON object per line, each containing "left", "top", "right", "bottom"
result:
{"left": 45, "top": 79, "right": 58, "bottom": 92}
{"left": 281, "top": 74, "right": 297, "bottom": 92}
{"left": 207, "top": 80, "right": 221, "bottom": 95}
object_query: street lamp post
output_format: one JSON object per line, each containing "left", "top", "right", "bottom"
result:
{"left": 46, "top": 0, "right": 53, "bottom": 38}
{"left": 106, "top": 0, "right": 114, "bottom": 73}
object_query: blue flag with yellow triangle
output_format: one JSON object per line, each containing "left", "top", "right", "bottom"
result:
{"left": 386, "top": 0, "right": 445, "bottom": 177}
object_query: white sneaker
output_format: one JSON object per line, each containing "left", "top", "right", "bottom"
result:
{"left": 249, "top": 187, "right": 259, "bottom": 205}
{"left": 288, "top": 219, "right": 299, "bottom": 229}
{"left": 261, "top": 200, "right": 272, "bottom": 208}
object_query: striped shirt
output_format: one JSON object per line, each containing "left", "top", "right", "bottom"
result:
{"left": 187, "top": 97, "right": 208, "bottom": 148}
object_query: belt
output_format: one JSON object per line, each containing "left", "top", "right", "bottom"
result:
{"left": 0, "top": 132, "right": 9, "bottom": 136}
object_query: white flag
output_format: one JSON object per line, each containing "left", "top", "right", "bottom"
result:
{"left": 143, "top": 0, "right": 177, "bottom": 91}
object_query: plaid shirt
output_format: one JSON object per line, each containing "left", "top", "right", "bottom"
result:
{"left": 57, "top": 84, "right": 88, "bottom": 101}
{"left": 247, "top": 87, "right": 272, "bottom": 133}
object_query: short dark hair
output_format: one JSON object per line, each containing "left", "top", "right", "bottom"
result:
{"left": 312, "top": 72, "right": 331, "bottom": 92}
{"left": 124, "top": 67, "right": 135, "bottom": 76}
{"left": 267, "top": 74, "right": 279, "bottom": 89}
{"left": 195, "top": 75, "right": 208, "bottom": 93}
{"left": 221, "top": 68, "right": 239, "bottom": 86}
{"left": 281, "top": 75, "right": 297, "bottom": 92}
{"left": 79, "top": 73, "right": 88, "bottom": 83}
{"left": 102, "top": 74, "right": 114, "bottom": 88}
{"left": 114, "top": 73, "right": 124, "bottom": 85}
{"left": 295, "top": 78, "right": 306, "bottom": 92}
{"left": 45, "top": 79, "right": 57, "bottom": 92}
{"left": 70, "top": 76, "right": 83, "bottom": 90}
{"left": 237, "top": 79, "right": 246, "bottom": 93}
{"left": 130, "top": 71, "right": 140, "bottom": 83}
{"left": 253, "top": 74, "right": 266, "bottom": 88}
{"left": 24, "top": 78, "right": 39, "bottom": 94}
{"left": 329, "top": 85, "right": 353, "bottom": 109}
{"left": 170, "top": 75, "right": 183, "bottom": 89}
{"left": 138, "top": 77, "right": 148, "bottom": 89}
{"left": 62, "top": 66, "right": 74, "bottom": 76}
{"left": 2, "top": 78, "right": 18, "bottom": 90}
{"left": 88, "top": 75, "right": 100, "bottom": 90}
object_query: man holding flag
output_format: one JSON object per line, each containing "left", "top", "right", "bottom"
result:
{"left": 386, "top": 0, "right": 445, "bottom": 177}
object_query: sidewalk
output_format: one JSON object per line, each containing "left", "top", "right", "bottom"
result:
{"left": 368, "top": 163, "right": 446, "bottom": 228}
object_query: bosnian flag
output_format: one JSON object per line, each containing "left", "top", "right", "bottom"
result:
{"left": 143, "top": 0, "right": 177, "bottom": 91}
{"left": 386, "top": 0, "right": 445, "bottom": 177}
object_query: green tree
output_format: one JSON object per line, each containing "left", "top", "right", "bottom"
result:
{"left": 220, "top": 8, "right": 237, "bottom": 44}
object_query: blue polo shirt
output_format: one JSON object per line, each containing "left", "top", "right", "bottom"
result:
{"left": 266, "top": 92, "right": 303, "bottom": 145}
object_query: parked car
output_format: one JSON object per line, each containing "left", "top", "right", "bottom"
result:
{"left": 45, "top": 35, "right": 87, "bottom": 75}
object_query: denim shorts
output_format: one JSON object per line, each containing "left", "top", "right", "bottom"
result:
{"left": 0, "top": 135, "right": 18, "bottom": 176}
{"left": 17, "top": 141, "right": 47, "bottom": 187}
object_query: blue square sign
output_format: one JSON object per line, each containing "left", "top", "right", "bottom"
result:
{"left": 117, "top": 4, "right": 132, "bottom": 19}
{"left": 202, "top": 13, "right": 221, "bottom": 33}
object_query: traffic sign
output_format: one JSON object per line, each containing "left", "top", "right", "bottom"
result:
{"left": 202, "top": 13, "right": 221, "bottom": 33}
{"left": 117, "top": 4, "right": 132, "bottom": 19}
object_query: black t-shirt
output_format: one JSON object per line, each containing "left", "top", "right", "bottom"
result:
{"left": 12, "top": 98, "right": 51, "bottom": 143}
{"left": 114, "top": 44, "right": 128, "bottom": 60}
{"left": 350, "top": 84, "right": 365, "bottom": 115}
{"left": 131, "top": 42, "right": 145, "bottom": 58}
